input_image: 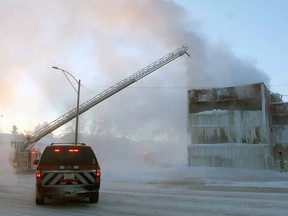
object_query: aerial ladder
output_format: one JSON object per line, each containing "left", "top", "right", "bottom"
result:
{"left": 12, "top": 45, "right": 189, "bottom": 171}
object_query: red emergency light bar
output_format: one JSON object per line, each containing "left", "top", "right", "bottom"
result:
{"left": 68, "top": 149, "right": 79, "bottom": 152}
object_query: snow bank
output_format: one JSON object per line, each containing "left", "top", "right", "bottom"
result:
{"left": 204, "top": 179, "right": 288, "bottom": 188}
{"left": 153, "top": 166, "right": 288, "bottom": 189}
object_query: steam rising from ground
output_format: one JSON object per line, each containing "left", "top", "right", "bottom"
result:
{"left": 0, "top": 0, "right": 269, "bottom": 146}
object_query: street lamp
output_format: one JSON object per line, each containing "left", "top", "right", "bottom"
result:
{"left": 52, "top": 66, "right": 81, "bottom": 144}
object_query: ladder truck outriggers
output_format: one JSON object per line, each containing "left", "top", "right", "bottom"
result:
{"left": 10, "top": 45, "right": 189, "bottom": 172}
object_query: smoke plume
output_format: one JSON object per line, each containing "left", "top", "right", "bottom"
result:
{"left": 0, "top": 0, "right": 269, "bottom": 142}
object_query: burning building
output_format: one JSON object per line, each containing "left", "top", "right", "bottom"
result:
{"left": 187, "top": 82, "right": 286, "bottom": 169}
{"left": 271, "top": 102, "right": 288, "bottom": 158}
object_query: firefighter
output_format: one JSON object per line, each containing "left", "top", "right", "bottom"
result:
{"left": 278, "top": 151, "right": 287, "bottom": 172}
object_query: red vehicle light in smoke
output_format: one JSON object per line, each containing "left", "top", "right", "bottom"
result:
{"left": 36, "top": 171, "right": 41, "bottom": 178}
{"left": 54, "top": 149, "right": 60, "bottom": 152}
{"left": 68, "top": 149, "right": 79, "bottom": 153}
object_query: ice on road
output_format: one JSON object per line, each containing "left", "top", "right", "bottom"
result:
{"left": 1, "top": 165, "right": 288, "bottom": 216}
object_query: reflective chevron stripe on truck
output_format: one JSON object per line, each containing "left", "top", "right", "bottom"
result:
{"left": 42, "top": 171, "right": 96, "bottom": 185}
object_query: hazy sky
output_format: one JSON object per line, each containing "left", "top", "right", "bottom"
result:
{"left": 176, "top": 0, "right": 288, "bottom": 96}
{"left": 0, "top": 0, "right": 286, "bottom": 138}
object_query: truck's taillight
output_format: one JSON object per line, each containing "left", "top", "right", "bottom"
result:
{"left": 95, "top": 169, "right": 101, "bottom": 184}
{"left": 96, "top": 169, "right": 101, "bottom": 177}
{"left": 36, "top": 170, "right": 42, "bottom": 184}
{"left": 36, "top": 171, "right": 41, "bottom": 178}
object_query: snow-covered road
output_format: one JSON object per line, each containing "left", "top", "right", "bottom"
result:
{"left": 1, "top": 166, "right": 288, "bottom": 216}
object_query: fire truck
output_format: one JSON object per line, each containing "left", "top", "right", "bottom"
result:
{"left": 10, "top": 140, "right": 41, "bottom": 172}
{"left": 10, "top": 45, "right": 189, "bottom": 172}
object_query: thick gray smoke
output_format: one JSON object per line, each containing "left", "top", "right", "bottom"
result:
{"left": 0, "top": 141, "right": 17, "bottom": 185}
{"left": 0, "top": 0, "right": 269, "bottom": 143}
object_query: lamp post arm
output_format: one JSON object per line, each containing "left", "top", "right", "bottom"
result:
{"left": 52, "top": 66, "right": 79, "bottom": 92}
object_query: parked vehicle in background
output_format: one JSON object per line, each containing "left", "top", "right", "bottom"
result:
{"left": 34, "top": 143, "right": 101, "bottom": 204}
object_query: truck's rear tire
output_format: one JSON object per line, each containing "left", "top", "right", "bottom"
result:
{"left": 89, "top": 192, "right": 99, "bottom": 203}
{"left": 35, "top": 191, "right": 45, "bottom": 205}
{"left": 36, "top": 198, "right": 45, "bottom": 205}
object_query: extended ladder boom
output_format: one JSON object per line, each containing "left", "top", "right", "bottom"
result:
{"left": 24, "top": 45, "right": 189, "bottom": 150}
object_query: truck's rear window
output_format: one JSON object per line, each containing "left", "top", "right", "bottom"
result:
{"left": 39, "top": 146, "right": 97, "bottom": 165}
